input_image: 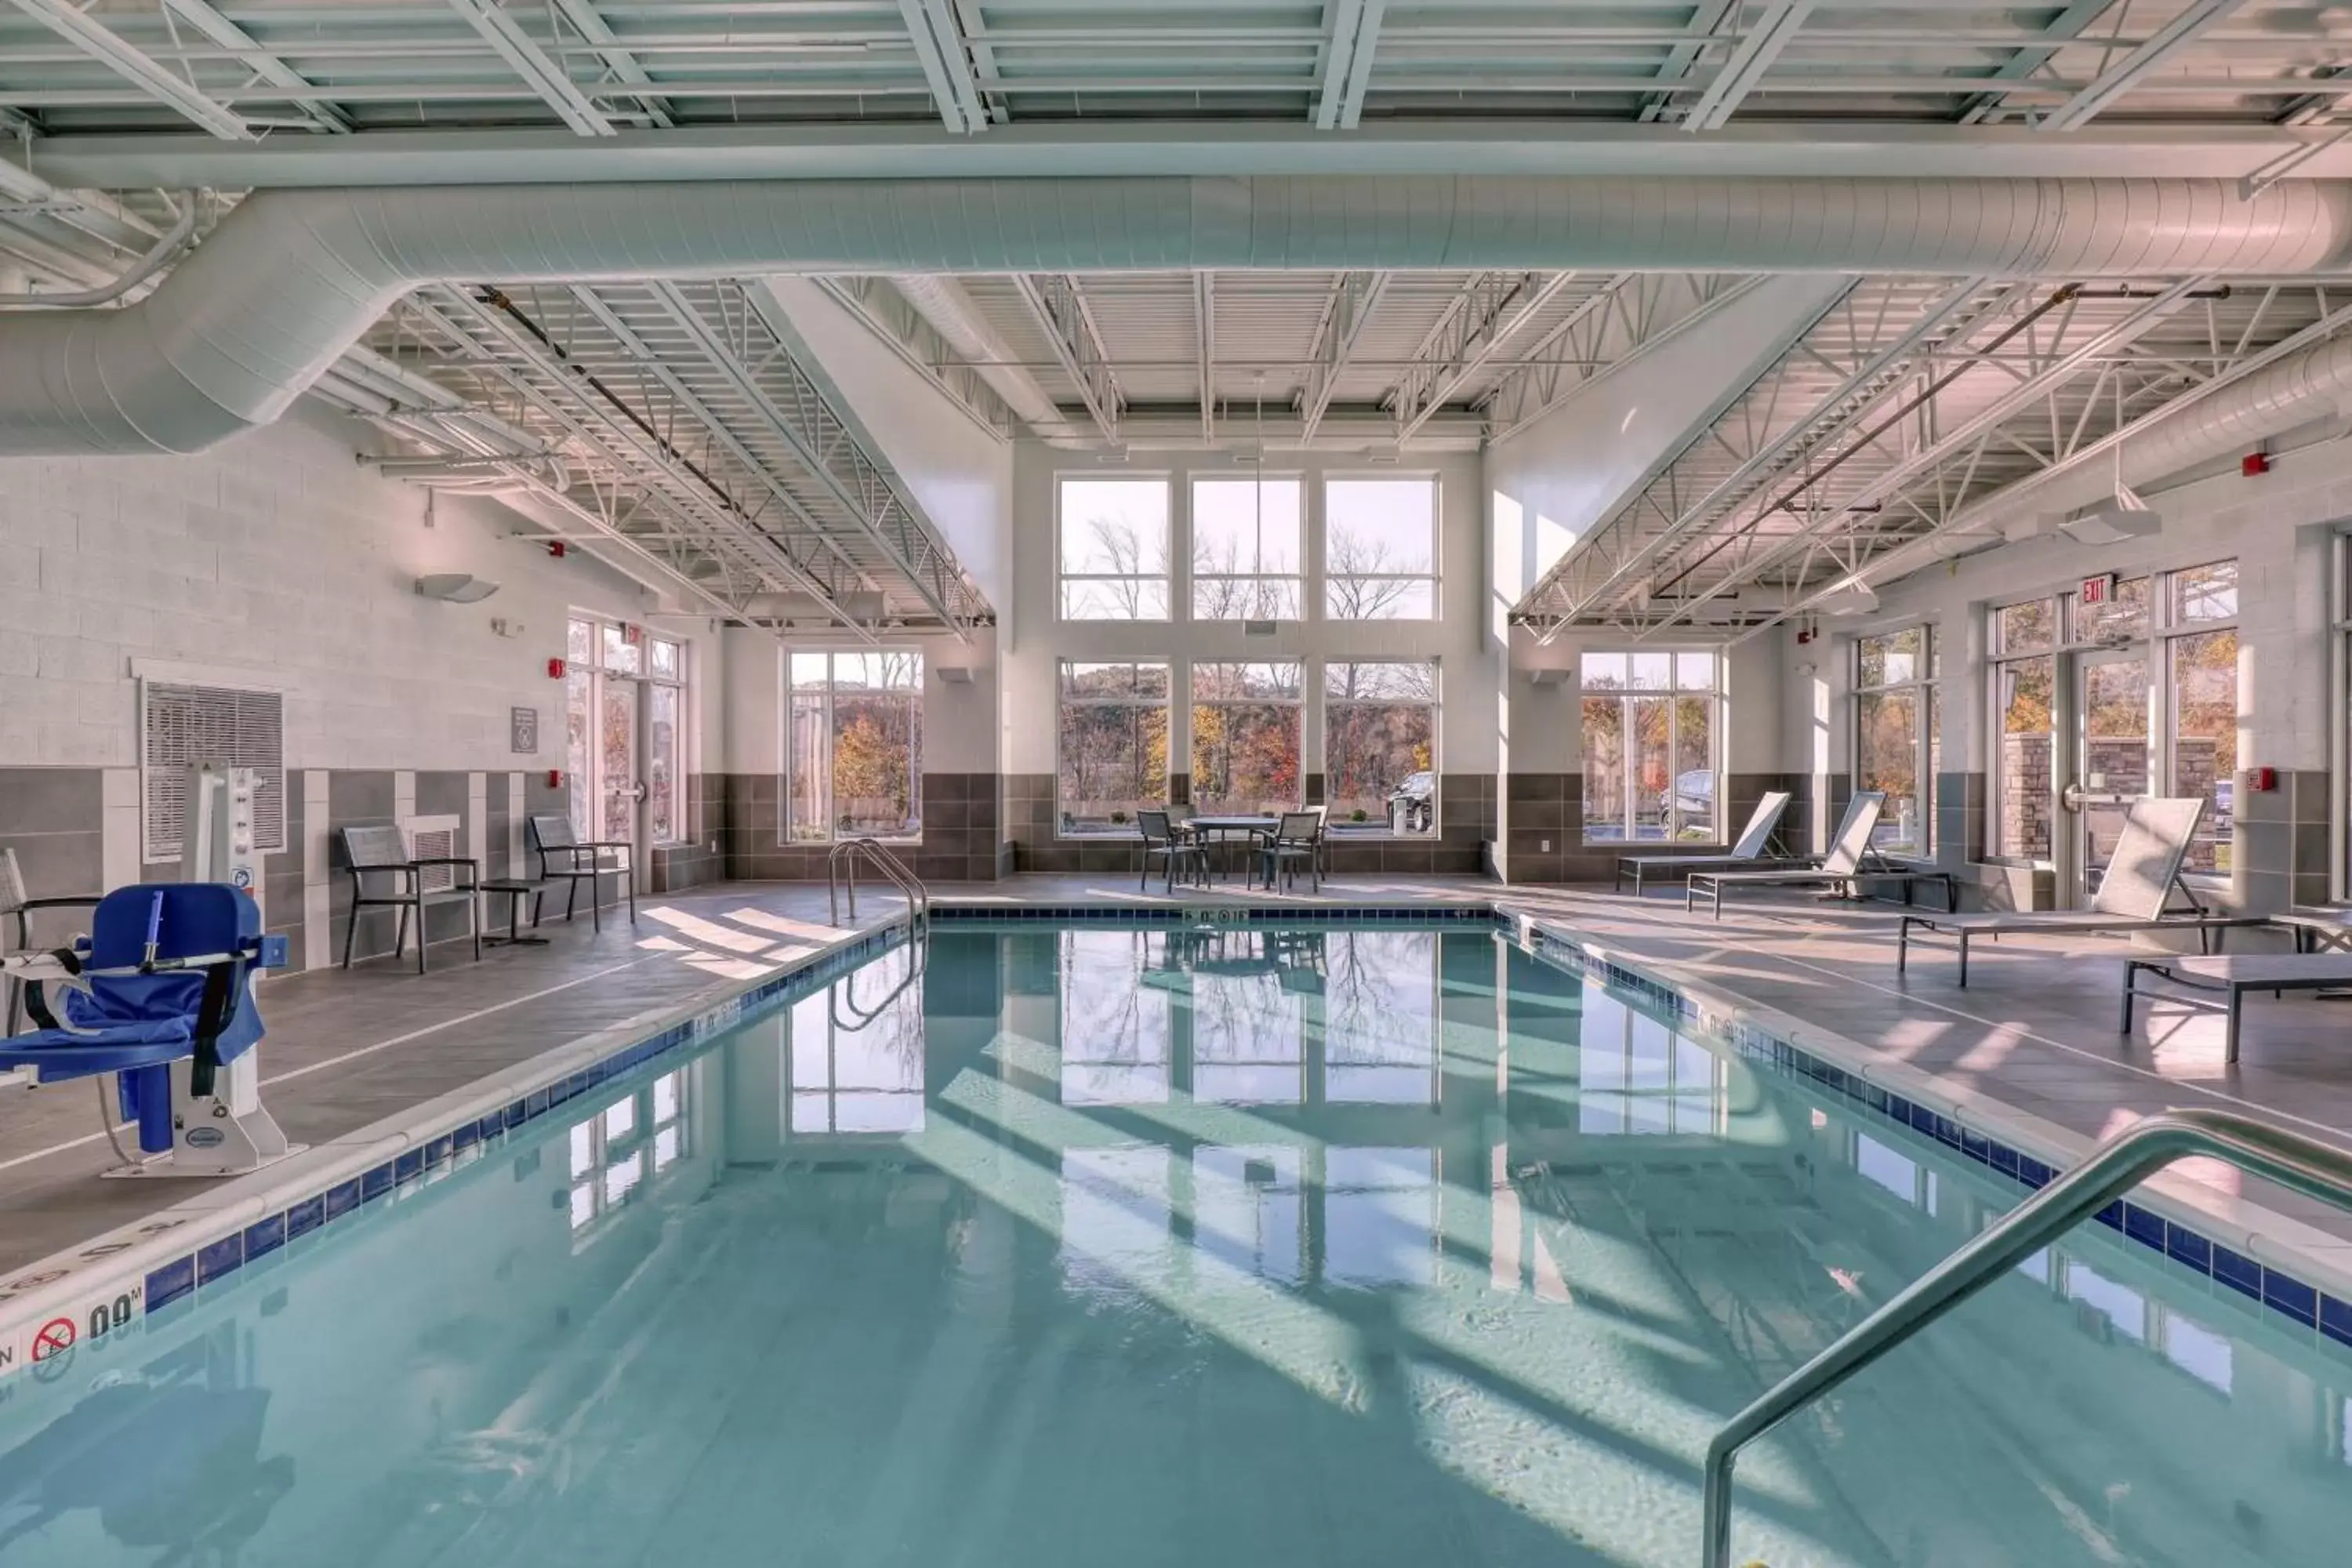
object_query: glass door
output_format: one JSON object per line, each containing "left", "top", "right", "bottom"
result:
{"left": 2066, "top": 648, "right": 2152, "bottom": 905}
{"left": 600, "top": 677, "right": 642, "bottom": 848}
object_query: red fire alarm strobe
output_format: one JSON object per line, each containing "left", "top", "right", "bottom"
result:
{"left": 2246, "top": 766, "right": 2278, "bottom": 793}
{"left": 547, "top": 657, "right": 566, "bottom": 679}
{"left": 546, "top": 540, "right": 568, "bottom": 557}
{"left": 2243, "top": 451, "right": 2271, "bottom": 477}
{"left": 546, "top": 769, "right": 562, "bottom": 789}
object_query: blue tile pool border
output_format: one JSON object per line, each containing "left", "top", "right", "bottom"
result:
{"left": 0, "top": 914, "right": 922, "bottom": 1373}
{"left": 1512, "top": 919, "right": 2352, "bottom": 1351}
{"left": 4, "top": 902, "right": 1504, "bottom": 1372}
{"left": 15, "top": 897, "right": 2350, "bottom": 1374}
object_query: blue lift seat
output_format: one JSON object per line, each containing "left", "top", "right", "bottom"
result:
{"left": 0, "top": 884, "right": 288, "bottom": 1160}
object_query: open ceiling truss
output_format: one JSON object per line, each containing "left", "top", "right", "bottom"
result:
{"left": 1515, "top": 271, "right": 2352, "bottom": 637}
{"left": 0, "top": 2, "right": 2338, "bottom": 141}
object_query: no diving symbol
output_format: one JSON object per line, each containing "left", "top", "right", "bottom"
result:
{"left": 28, "top": 1317, "right": 76, "bottom": 1379}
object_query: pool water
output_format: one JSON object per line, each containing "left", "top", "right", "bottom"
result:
{"left": 2, "top": 921, "right": 2349, "bottom": 1566}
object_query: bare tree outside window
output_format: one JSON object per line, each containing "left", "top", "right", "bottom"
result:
{"left": 1060, "top": 477, "right": 1171, "bottom": 619}
{"left": 1192, "top": 477, "right": 1301, "bottom": 620}
{"left": 1326, "top": 477, "right": 1438, "bottom": 620}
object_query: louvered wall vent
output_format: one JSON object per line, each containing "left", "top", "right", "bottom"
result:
{"left": 140, "top": 681, "right": 287, "bottom": 864}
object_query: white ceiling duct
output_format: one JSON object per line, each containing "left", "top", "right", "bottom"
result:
{"left": 5, "top": 176, "right": 2352, "bottom": 456}
{"left": 890, "top": 274, "right": 1083, "bottom": 443}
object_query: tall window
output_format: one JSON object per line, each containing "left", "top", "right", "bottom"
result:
{"left": 1057, "top": 660, "right": 1171, "bottom": 837}
{"left": 2166, "top": 561, "right": 2237, "bottom": 876}
{"left": 565, "top": 615, "right": 685, "bottom": 844}
{"left": 1325, "top": 660, "right": 1437, "bottom": 836}
{"left": 1853, "top": 626, "right": 1939, "bottom": 857}
{"left": 786, "top": 651, "right": 923, "bottom": 843}
{"left": 1191, "top": 661, "right": 1303, "bottom": 814}
{"left": 1059, "top": 477, "right": 1171, "bottom": 620}
{"left": 1325, "top": 477, "right": 1437, "bottom": 619}
{"left": 1580, "top": 651, "right": 1719, "bottom": 844}
{"left": 1989, "top": 597, "right": 2057, "bottom": 862}
{"left": 1192, "top": 476, "right": 1301, "bottom": 619}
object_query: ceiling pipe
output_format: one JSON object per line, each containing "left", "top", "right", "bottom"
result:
{"left": 890, "top": 272, "right": 1086, "bottom": 443}
{"left": 3, "top": 176, "right": 2352, "bottom": 456}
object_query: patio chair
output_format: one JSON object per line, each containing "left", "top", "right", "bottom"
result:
{"left": 1255, "top": 811, "right": 1325, "bottom": 893}
{"left": 1685, "top": 793, "right": 1886, "bottom": 919}
{"left": 1614, "top": 791, "right": 1795, "bottom": 895}
{"left": 1898, "top": 797, "right": 2265, "bottom": 987}
{"left": 528, "top": 814, "right": 637, "bottom": 930}
{"left": 1139, "top": 810, "right": 1207, "bottom": 893}
{"left": 339, "top": 824, "right": 481, "bottom": 973}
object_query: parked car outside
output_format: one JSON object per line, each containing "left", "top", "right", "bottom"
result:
{"left": 1386, "top": 771, "right": 1436, "bottom": 833}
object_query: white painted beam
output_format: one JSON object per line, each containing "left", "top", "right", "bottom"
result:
{"left": 447, "top": 0, "right": 616, "bottom": 137}
{"left": 7, "top": 0, "right": 252, "bottom": 140}
{"left": 1682, "top": 0, "right": 1815, "bottom": 132}
{"left": 2039, "top": 0, "right": 2247, "bottom": 132}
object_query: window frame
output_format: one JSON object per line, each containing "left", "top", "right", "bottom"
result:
{"left": 1577, "top": 649, "right": 1724, "bottom": 847}
{"left": 1984, "top": 564, "right": 2238, "bottom": 877}
{"left": 1056, "top": 472, "right": 1174, "bottom": 622}
{"left": 565, "top": 615, "right": 689, "bottom": 847}
{"left": 1321, "top": 471, "right": 1441, "bottom": 622}
{"left": 1190, "top": 472, "right": 1305, "bottom": 622}
{"left": 1054, "top": 658, "right": 1174, "bottom": 840}
{"left": 1189, "top": 659, "right": 1307, "bottom": 815}
{"left": 1850, "top": 623, "right": 1939, "bottom": 862}
{"left": 1323, "top": 658, "right": 1440, "bottom": 838}
{"left": 783, "top": 648, "right": 925, "bottom": 846}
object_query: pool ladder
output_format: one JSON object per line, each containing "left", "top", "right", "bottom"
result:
{"left": 827, "top": 837, "right": 929, "bottom": 934}
{"left": 825, "top": 839, "right": 929, "bottom": 1031}
{"left": 1701, "top": 1107, "right": 2352, "bottom": 1567}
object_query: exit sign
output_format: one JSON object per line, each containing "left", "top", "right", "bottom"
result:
{"left": 2079, "top": 572, "right": 2116, "bottom": 606}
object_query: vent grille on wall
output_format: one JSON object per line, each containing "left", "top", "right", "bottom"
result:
{"left": 399, "top": 815, "right": 462, "bottom": 893}
{"left": 140, "top": 681, "right": 287, "bottom": 863}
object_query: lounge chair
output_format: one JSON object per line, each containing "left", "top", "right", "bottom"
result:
{"left": 2121, "top": 952, "right": 2352, "bottom": 1064}
{"left": 1685, "top": 792, "right": 1904, "bottom": 919}
{"left": 1896, "top": 797, "right": 2265, "bottom": 987}
{"left": 1614, "top": 790, "right": 1795, "bottom": 896}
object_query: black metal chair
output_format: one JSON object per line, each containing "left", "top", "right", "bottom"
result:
{"left": 1, "top": 847, "right": 102, "bottom": 1035}
{"left": 1254, "top": 811, "right": 1325, "bottom": 892}
{"left": 528, "top": 814, "right": 636, "bottom": 930}
{"left": 339, "top": 824, "right": 481, "bottom": 973}
{"left": 1139, "top": 810, "right": 1207, "bottom": 893}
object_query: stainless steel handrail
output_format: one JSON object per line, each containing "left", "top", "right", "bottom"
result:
{"left": 826, "top": 838, "right": 929, "bottom": 1031}
{"left": 827, "top": 837, "right": 929, "bottom": 934}
{"left": 1702, "top": 1107, "right": 2352, "bottom": 1568}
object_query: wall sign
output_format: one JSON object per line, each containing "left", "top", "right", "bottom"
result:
{"left": 2079, "top": 572, "right": 2115, "bottom": 606}
{"left": 510, "top": 706, "right": 539, "bottom": 754}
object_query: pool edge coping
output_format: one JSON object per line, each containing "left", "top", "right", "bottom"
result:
{"left": 0, "top": 914, "right": 906, "bottom": 1376}
{"left": 1494, "top": 901, "right": 2352, "bottom": 1334}
{"left": 6, "top": 891, "right": 2352, "bottom": 1377}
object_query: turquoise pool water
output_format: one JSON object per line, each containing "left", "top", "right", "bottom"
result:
{"left": 2, "top": 920, "right": 2349, "bottom": 1566}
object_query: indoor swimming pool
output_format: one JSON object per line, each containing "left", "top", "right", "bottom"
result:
{"left": 2, "top": 918, "right": 2348, "bottom": 1567}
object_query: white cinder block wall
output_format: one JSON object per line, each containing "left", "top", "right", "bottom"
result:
{"left": 0, "top": 406, "right": 659, "bottom": 775}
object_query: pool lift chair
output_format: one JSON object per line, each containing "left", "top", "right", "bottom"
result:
{"left": 0, "top": 764, "right": 299, "bottom": 1177}
{"left": 0, "top": 882, "right": 296, "bottom": 1176}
